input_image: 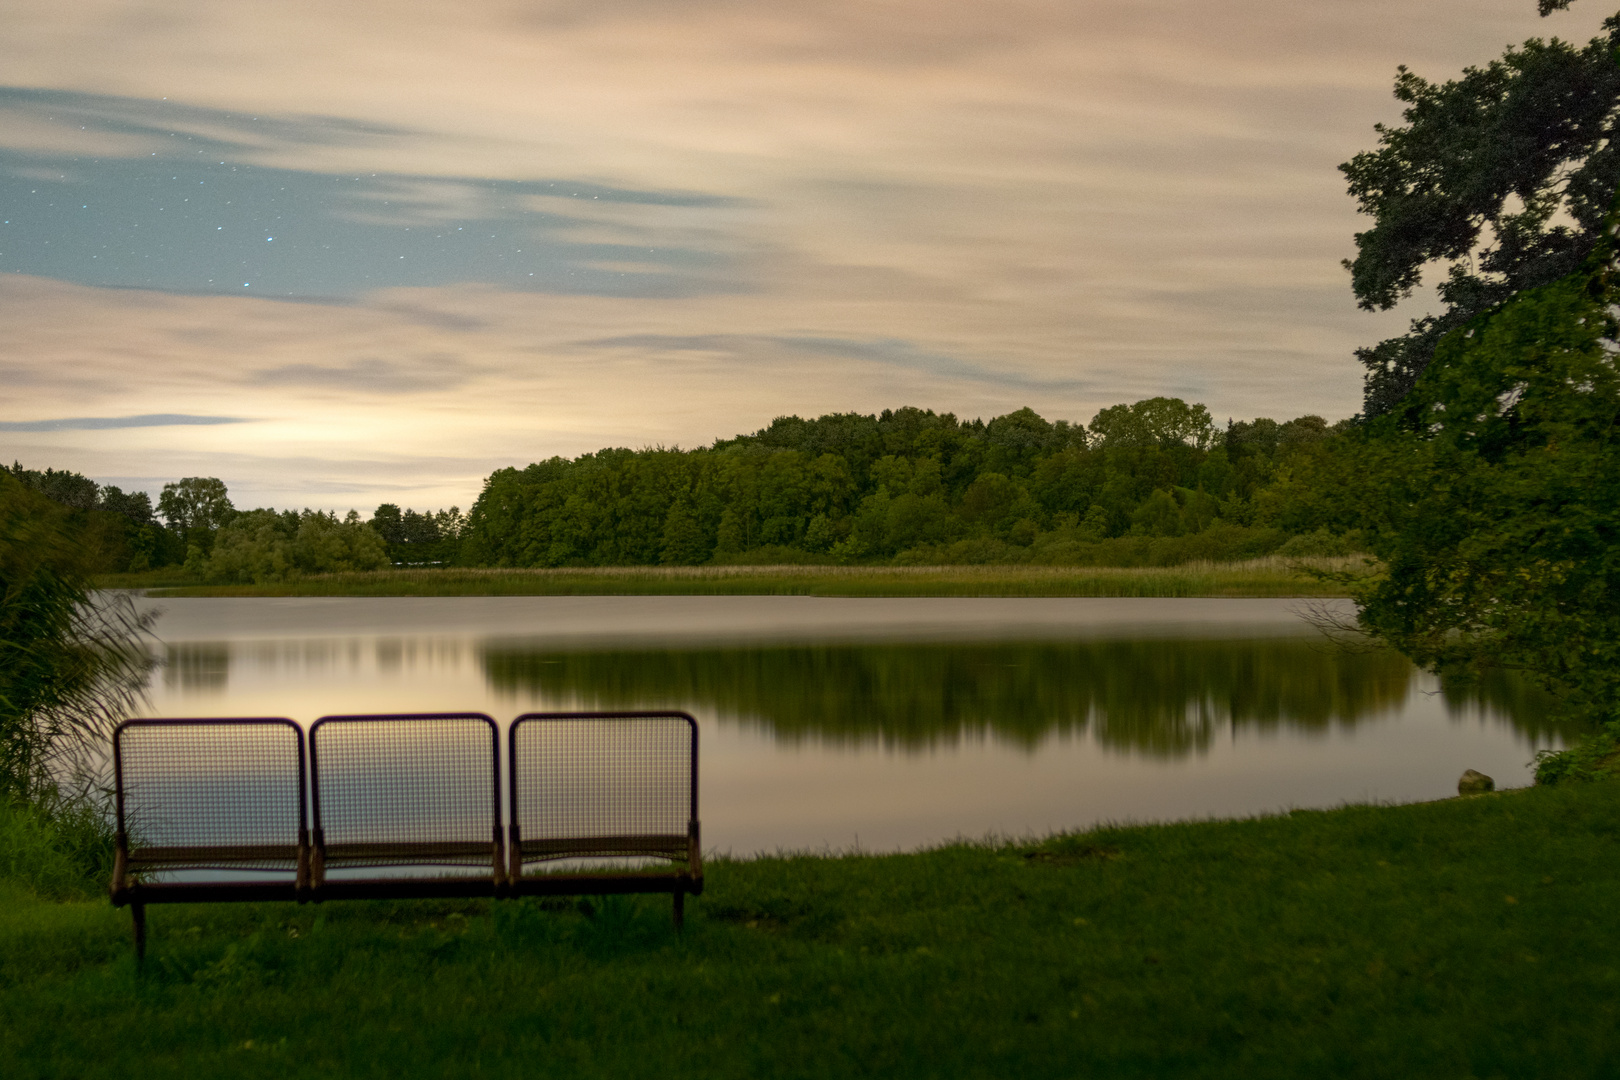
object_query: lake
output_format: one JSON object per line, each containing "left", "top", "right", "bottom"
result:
{"left": 132, "top": 595, "right": 1570, "bottom": 855}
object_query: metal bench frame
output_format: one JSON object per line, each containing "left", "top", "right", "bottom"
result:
{"left": 109, "top": 711, "right": 703, "bottom": 958}
{"left": 309, "top": 712, "right": 506, "bottom": 901}
{"left": 111, "top": 717, "right": 311, "bottom": 958}
{"left": 507, "top": 711, "right": 703, "bottom": 924}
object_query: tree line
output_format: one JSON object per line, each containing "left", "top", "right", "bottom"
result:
{"left": 458, "top": 400, "right": 1356, "bottom": 570}
{"left": 7, "top": 395, "right": 1361, "bottom": 582}
{"left": 2, "top": 465, "right": 403, "bottom": 581}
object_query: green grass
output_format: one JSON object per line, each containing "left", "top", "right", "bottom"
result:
{"left": 105, "top": 557, "right": 1362, "bottom": 598}
{"left": 4, "top": 781, "right": 1619, "bottom": 1078}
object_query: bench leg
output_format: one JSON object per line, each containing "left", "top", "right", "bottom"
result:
{"left": 672, "top": 888, "right": 685, "bottom": 931}
{"left": 132, "top": 902, "right": 147, "bottom": 962}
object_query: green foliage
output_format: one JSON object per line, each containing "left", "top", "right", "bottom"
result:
{"left": 0, "top": 475, "right": 153, "bottom": 805}
{"left": 5, "top": 462, "right": 99, "bottom": 509}
{"left": 1348, "top": 212, "right": 1620, "bottom": 778}
{"left": 0, "top": 800, "right": 115, "bottom": 900}
{"left": 157, "top": 477, "right": 234, "bottom": 535}
{"left": 0, "top": 477, "right": 151, "bottom": 802}
{"left": 5, "top": 783, "right": 1620, "bottom": 1077}
{"left": 461, "top": 401, "right": 1351, "bottom": 569}
{"left": 1341, "top": 7, "right": 1620, "bottom": 414}
{"left": 1088, "top": 396, "right": 1214, "bottom": 449}
{"left": 204, "top": 509, "right": 390, "bottom": 584}
{"left": 135, "top": 559, "right": 1358, "bottom": 599}
{"left": 5, "top": 465, "right": 177, "bottom": 573}
{"left": 369, "top": 503, "right": 465, "bottom": 565}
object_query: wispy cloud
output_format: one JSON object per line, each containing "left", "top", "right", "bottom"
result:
{"left": 1, "top": 0, "right": 1606, "bottom": 508}
{"left": 585, "top": 333, "right": 1095, "bottom": 393}
{"left": 0, "top": 413, "right": 248, "bottom": 432}
{"left": 0, "top": 88, "right": 750, "bottom": 300}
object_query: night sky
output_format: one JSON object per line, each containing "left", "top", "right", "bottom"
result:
{"left": 1, "top": 1, "right": 1603, "bottom": 510}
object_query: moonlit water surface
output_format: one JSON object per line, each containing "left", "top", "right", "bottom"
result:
{"left": 130, "top": 595, "right": 1569, "bottom": 856}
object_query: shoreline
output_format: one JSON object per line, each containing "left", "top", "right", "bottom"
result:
{"left": 97, "top": 556, "right": 1366, "bottom": 599}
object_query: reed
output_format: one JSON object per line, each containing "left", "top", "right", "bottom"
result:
{"left": 115, "top": 556, "right": 1368, "bottom": 599}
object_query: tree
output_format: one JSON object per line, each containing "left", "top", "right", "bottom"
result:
{"left": 660, "top": 500, "right": 709, "bottom": 565}
{"left": 1087, "top": 398, "right": 1214, "bottom": 450}
{"left": 204, "top": 509, "right": 389, "bottom": 583}
{"left": 158, "top": 477, "right": 234, "bottom": 534}
{"left": 6, "top": 463, "right": 98, "bottom": 509}
{"left": 96, "top": 486, "right": 155, "bottom": 528}
{"left": 370, "top": 503, "right": 405, "bottom": 547}
{"left": 1345, "top": 201, "right": 1620, "bottom": 780}
{"left": 1342, "top": 4, "right": 1620, "bottom": 415}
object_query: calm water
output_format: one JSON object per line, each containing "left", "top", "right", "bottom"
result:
{"left": 131, "top": 595, "right": 1571, "bottom": 855}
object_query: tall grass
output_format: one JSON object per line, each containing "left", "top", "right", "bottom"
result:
{"left": 125, "top": 556, "right": 1367, "bottom": 599}
{"left": 0, "top": 800, "right": 113, "bottom": 900}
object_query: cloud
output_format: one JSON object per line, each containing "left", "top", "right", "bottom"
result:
{"left": 251, "top": 354, "right": 475, "bottom": 395}
{"left": 0, "top": 413, "right": 247, "bottom": 431}
{"left": 0, "top": 87, "right": 752, "bottom": 300}
{"left": 585, "top": 332, "right": 1095, "bottom": 393}
{"left": 2, "top": 0, "right": 1610, "bottom": 508}
{"left": 0, "top": 145, "right": 752, "bottom": 300}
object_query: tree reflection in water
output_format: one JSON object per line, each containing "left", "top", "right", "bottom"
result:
{"left": 480, "top": 639, "right": 1577, "bottom": 758}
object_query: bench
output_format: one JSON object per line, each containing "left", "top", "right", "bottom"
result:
{"left": 309, "top": 712, "right": 505, "bottom": 900}
{"left": 111, "top": 717, "right": 310, "bottom": 957}
{"left": 110, "top": 710, "right": 701, "bottom": 958}
{"left": 507, "top": 711, "right": 702, "bottom": 923}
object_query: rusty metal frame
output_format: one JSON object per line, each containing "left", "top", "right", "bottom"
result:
{"left": 507, "top": 710, "right": 702, "bottom": 925}
{"left": 307, "top": 712, "right": 505, "bottom": 900}
{"left": 110, "top": 717, "right": 309, "bottom": 959}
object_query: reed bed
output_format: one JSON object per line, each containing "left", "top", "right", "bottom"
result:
{"left": 124, "top": 556, "right": 1368, "bottom": 599}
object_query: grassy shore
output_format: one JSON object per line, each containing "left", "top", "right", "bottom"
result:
{"left": 5, "top": 780, "right": 1619, "bottom": 1078}
{"left": 98, "top": 556, "right": 1363, "bottom": 599}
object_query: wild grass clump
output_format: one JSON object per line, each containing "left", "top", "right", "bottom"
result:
{"left": 0, "top": 800, "right": 114, "bottom": 900}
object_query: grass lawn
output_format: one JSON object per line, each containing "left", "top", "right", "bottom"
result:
{"left": 98, "top": 557, "right": 1362, "bottom": 599}
{"left": 4, "top": 780, "right": 1618, "bottom": 1078}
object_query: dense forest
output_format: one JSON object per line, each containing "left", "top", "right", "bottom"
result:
{"left": 461, "top": 399, "right": 1355, "bottom": 569}
{"left": 6, "top": 396, "right": 1360, "bottom": 582}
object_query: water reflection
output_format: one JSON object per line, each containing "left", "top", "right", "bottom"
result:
{"left": 163, "top": 644, "right": 230, "bottom": 693}
{"left": 478, "top": 639, "right": 1572, "bottom": 757}
{"left": 139, "top": 596, "right": 1578, "bottom": 851}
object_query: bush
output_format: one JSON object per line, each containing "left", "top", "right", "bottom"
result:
{"left": 206, "top": 509, "right": 389, "bottom": 584}
{"left": 1534, "top": 722, "right": 1620, "bottom": 786}
{"left": 1275, "top": 528, "right": 1366, "bottom": 558}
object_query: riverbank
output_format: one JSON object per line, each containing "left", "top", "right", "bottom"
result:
{"left": 97, "top": 556, "right": 1363, "bottom": 598}
{"left": 5, "top": 779, "right": 1617, "bottom": 1078}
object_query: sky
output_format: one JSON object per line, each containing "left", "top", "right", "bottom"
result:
{"left": 1, "top": 0, "right": 1610, "bottom": 513}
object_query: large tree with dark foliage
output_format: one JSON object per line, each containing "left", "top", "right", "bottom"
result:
{"left": 1342, "top": 3, "right": 1620, "bottom": 416}
{"left": 1348, "top": 206, "right": 1620, "bottom": 781}
{"left": 1341, "top": 1, "right": 1620, "bottom": 782}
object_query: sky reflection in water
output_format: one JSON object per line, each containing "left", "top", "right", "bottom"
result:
{"left": 139, "top": 596, "right": 1570, "bottom": 854}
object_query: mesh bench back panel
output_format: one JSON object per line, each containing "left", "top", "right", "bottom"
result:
{"left": 114, "top": 718, "right": 305, "bottom": 872}
{"left": 511, "top": 712, "right": 695, "bottom": 863}
{"left": 310, "top": 714, "right": 498, "bottom": 868}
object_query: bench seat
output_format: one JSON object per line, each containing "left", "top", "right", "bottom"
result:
{"left": 110, "top": 710, "right": 703, "bottom": 958}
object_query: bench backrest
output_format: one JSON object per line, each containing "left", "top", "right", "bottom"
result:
{"left": 508, "top": 711, "right": 697, "bottom": 865}
{"left": 113, "top": 718, "right": 306, "bottom": 872}
{"left": 308, "top": 713, "right": 501, "bottom": 871}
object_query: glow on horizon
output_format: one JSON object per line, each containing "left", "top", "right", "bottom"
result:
{"left": 0, "top": 0, "right": 1602, "bottom": 510}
